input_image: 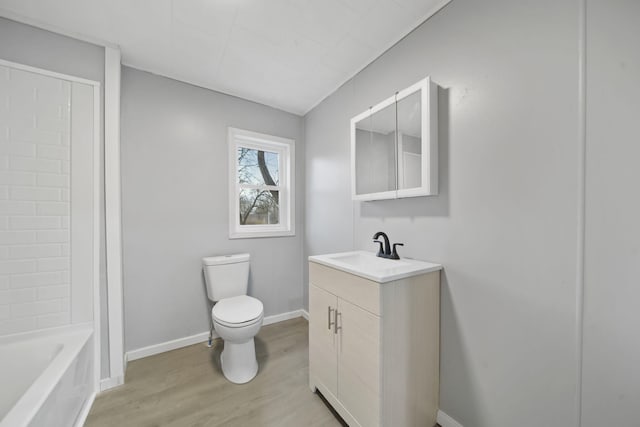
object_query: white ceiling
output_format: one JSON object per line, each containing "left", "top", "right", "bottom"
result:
{"left": 0, "top": 0, "right": 449, "bottom": 115}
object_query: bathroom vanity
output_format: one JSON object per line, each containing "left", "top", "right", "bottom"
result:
{"left": 308, "top": 251, "right": 442, "bottom": 427}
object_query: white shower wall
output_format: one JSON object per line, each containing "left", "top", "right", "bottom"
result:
{"left": 0, "top": 64, "right": 91, "bottom": 336}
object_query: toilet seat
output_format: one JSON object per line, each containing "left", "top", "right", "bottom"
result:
{"left": 212, "top": 295, "right": 264, "bottom": 328}
{"left": 214, "top": 313, "right": 264, "bottom": 329}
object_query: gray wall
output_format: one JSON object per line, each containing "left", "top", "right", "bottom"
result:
{"left": 120, "top": 67, "right": 305, "bottom": 352}
{"left": 305, "top": 1, "right": 581, "bottom": 426}
{"left": 0, "top": 17, "right": 111, "bottom": 380}
{"left": 582, "top": 0, "right": 640, "bottom": 425}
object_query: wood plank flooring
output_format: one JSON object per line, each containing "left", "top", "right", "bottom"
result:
{"left": 86, "top": 318, "right": 345, "bottom": 427}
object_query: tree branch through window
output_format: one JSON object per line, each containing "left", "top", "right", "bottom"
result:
{"left": 237, "top": 148, "right": 280, "bottom": 225}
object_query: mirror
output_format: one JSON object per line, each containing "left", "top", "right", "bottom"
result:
{"left": 354, "top": 100, "right": 396, "bottom": 197}
{"left": 396, "top": 90, "right": 422, "bottom": 190}
{"left": 350, "top": 77, "right": 438, "bottom": 201}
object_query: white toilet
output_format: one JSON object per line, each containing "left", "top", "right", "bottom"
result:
{"left": 202, "top": 253, "right": 264, "bottom": 384}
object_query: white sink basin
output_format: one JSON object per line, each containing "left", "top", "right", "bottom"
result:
{"left": 309, "top": 250, "right": 442, "bottom": 283}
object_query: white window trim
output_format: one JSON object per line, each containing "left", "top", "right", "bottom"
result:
{"left": 228, "top": 127, "right": 295, "bottom": 239}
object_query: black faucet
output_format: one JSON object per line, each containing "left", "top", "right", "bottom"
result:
{"left": 373, "top": 232, "right": 404, "bottom": 260}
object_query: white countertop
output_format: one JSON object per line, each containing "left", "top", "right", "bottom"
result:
{"left": 308, "top": 250, "right": 442, "bottom": 283}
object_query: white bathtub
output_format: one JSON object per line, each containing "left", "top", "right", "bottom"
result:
{"left": 0, "top": 325, "right": 94, "bottom": 427}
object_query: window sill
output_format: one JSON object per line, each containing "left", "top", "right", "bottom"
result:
{"left": 229, "top": 230, "right": 296, "bottom": 239}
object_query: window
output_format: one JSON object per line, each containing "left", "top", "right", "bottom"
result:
{"left": 228, "top": 127, "right": 295, "bottom": 238}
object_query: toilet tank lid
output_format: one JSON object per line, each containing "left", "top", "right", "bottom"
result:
{"left": 202, "top": 253, "right": 250, "bottom": 266}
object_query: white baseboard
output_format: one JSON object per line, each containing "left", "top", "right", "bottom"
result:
{"left": 127, "top": 331, "right": 212, "bottom": 362}
{"left": 74, "top": 391, "right": 96, "bottom": 427}
{"left": 301, "top": 309, "right": 309, "bottom": 320}
{"left": 126, "top": 309, "right": 306, "bottom": 363}
{"left": 99, "top": 375, "right": 124, "bottom": 392}
{"left": 263, "top": 309, "right": 305, "bottom": 326}
{"left": 437, "top": 410, "right": 464, "bottom": 427}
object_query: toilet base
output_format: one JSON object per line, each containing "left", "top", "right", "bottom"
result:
{"left": 220, "top": 338, "right": 258, "bottom": 384}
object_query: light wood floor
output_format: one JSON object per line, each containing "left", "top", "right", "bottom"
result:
{"left": 86, "top": 318, "right": 345, "bottom": 427}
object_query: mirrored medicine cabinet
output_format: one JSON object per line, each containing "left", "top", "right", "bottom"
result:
{"left": 350, "top": 77, "right": 438, "bottom": 201}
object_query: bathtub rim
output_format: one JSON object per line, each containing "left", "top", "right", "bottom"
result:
{"left": 0, "top": 323, "right": 93, "bottom": 427}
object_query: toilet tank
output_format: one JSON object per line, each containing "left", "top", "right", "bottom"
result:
{"left": 202, "top": 253, "right": 250, "bottom": 301}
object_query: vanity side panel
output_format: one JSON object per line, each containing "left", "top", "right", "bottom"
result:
{"left": 382, "top": 271, "right": 440, "bottom": 426}
{"left": 308, "top": 262, "right": 381, "bottom": 315}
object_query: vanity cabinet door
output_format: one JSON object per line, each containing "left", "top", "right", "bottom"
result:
{"left": 337, "top": 298, "right": 381, "bottom": 427}
{"left": 309, "top": 284, "right": 338, "bottom": 397}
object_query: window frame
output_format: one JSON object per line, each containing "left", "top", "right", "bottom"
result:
{"left": 228, "top": 127, "right": 295, "bottom": 239}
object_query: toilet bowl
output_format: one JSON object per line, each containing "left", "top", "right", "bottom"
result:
{"left": 203, "top": 254, "right": 264, "bottom": 384}
{"left": 212, "top": 295, "right": 264, "bottom": 384}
